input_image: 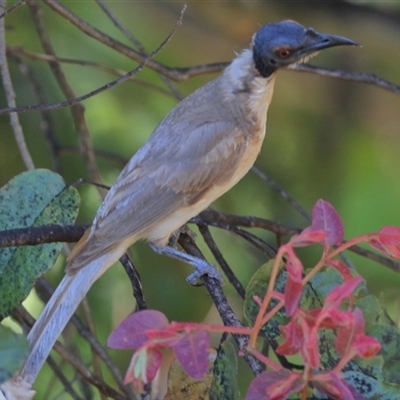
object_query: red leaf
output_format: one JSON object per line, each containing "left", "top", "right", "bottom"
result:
{"left": 314, "top": 308, "right": 354, "bottom": 334}
{"left": 290, "top": 228, "right": 326, "bottom": 247}
{"left": 335, "top": 309, "right": 362, "bottom": 357}
{"left": 311, "top": 372, "right": 356, "bottom": 400}
{"left": 108, "top": 310, "right": 169, "bottom": 349}
{"left": 311, "top": 199, "right": 344, "bottom": 246}
{"left": 172, "top": 329, "right": 209, "bottom": 379}
{"left": 351, "top": 334, "right": 381, "bottom": 358}
{"left": 277, "top": 320, "right": 304, "bottom": 356}
{"left": 284, "top": 277, "right": 303, "bottom": 317}
{"left": 370, "top": 241, "right": 400, "bottom": 259}
{"left": 284, "top": 251, "right": 303, "bottom": 316}
{"left": 124, "top": 347, "right": 163, "bottom": 390}
{"left": 369, "top": 227, "right": 400, "bottom": 259}
{"left": 246, "top": 369, "right": 305, "bottom": 400}
{"left": 326, "top": 259, "right": 354, "bottom": 282}
{"left": 303, "top": 328, "right": 320, "bottom": 369}
{"left": 323, "top": 276, "right": 362, "bottom": 309}
{"left": 378, "top": 226, "right": 400, "bottom": 246}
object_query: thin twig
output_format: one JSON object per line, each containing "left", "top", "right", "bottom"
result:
{"left": 42, "top": 0, "right": 214, "bottom": 82}
{"left": 60, "top": 145, "right": 128, "bottom": 167}
{"left": 7, "top": 45, "right": 178, "bottom": 99}
{"left": 96, "top": 0, "right": 146, "bottom": 53}
{"left": 197, "top": 224, "right": 246, "bottom": 299}
{"left": 0, "top": 0, "right": 34, "bottom": 170}
{"left": 120, "top": 254, "right": 147, "bottom": 311}
{"left": 178, "top": 232, "right": 265, "bottom": 376}
{"left": 0, "top": 3, "right": 186, "bottom": 116}
{"left": 27, "top": 0, "right": 103, "bottom": 193}
{"left": 197, "top": 209, "right": 299, "bottom": 236}
{"left": 7, "top": 51, "right": 62, "bottom": 171}
{"left": 14, "top": 306, "right": 85, "bottom": 400}
{"left": 0, "top": 0, "right": 25, "bottom": 19}
{"left": 192, "top": 214, "right": 278, "bottom": 258}
{"left": 294, "top": 63, "right": 400, "bottom": 95}
{"left": 35, "top": 277, "right": 136, "bottom": 399}
{"left": 252, "top": 166, "right": 311, "bottom": 222}
{"left": 80, "top": 299, "right": 107, "bottom": 400}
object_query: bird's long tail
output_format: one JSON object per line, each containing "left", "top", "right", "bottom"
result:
{"left": 19, "top": 248, "right": 122, "bottom": 386}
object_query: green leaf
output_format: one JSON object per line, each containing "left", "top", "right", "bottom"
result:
{"left": 210, "top": 342, "right": 240, "bottom": 400}
{"left": 368, "top": 323, "right": 400, "bottom": 385}
{"left": 0, "top": 169, "right": 80, "bottom": 319}
{"left": 0, "top": 325, "right": 29, "bottom": 384}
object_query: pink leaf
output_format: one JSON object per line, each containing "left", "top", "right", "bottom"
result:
{"left": 326, "top": 259, "right": 354, "bottom": 282}
{"left": 277, "top": 319, "right": 304, "bottom": 356}
{"left": 284, "top": 251, "right": 304, "bottom": 316}
{"left": 335, "top": 308, "right": 362, "bottom": 357}
{"left": 290, "top": 228, "right": 326, "bottom": 247}
{"left": 311, "top": 199, "right": 344, "bottom": 246}
{"left": 124, "top": 347, "right": 163, "bottom": 390}
{"left": 246, "top": 369, "right": 304, "bottom": 400}
{"left": 284, "top": 277, "right": 303, "bottom": 317}
{"left": 108, "top": 310, "right": 169, "bottom": 349}
{"left": 351, "top": 334, "right": 381, "bottom": 358}
{"left": 317, "top": 308, "right": 354, "bottom": 331}
{"left": 377, "top": 226, "right": 400, "bottom": 246}
{"left": 303, "top": 328, "right": 321, "bottom": 369}
{"left": 370, "top": 240, "right": 400, "bottom": 259}
{"left": 312, "top": 372, "right": 356, "bottom": 400}
{"left": 323, "top": 276, "right": 362, "bottom": 309}
{"left": 172, "top": 329, "right": 209, "bottom": 379}
{"left": 369, "top": 226, "right": 400, "bottom": 259}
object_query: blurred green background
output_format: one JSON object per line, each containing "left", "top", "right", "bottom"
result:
{"left": 1, "top": 1, "right": 400, "bottom": 398}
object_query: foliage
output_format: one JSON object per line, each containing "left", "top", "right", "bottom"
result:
{"left": 108, "top": 200, "right": 400, "bottom": 399}
{"left": 0, "top": 325, "right": 28, "bottom": 385}
{"left": 0, "top": 170, "right": 80, "bottom": 319}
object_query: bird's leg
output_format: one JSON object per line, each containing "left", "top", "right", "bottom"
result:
{"left": 149, "top": 242, "right": 223, "bottom": 284}
{"left": 167, "top": 225, "right": 197, "bottom": 248}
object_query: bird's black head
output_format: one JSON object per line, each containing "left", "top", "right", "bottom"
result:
{"left": 253, "top": 20, "right": 358, "bottom": 78}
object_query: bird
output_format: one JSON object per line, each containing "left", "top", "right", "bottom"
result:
{"left": 15, "top": 20, "right": 357, "bottom": 389}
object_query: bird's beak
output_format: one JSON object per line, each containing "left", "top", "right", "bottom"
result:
{"left": 302, "top": 29, "right": 359, "bottom": 54}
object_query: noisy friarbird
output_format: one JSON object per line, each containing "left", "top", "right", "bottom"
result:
{"left": 6, "top": 20, "right": 357, "bottom": 395}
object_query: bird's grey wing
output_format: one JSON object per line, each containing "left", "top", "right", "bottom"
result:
{"left": 91, "top": 119, "right": 247, "bottom": 245}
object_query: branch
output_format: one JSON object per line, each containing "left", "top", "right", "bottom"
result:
{"left": 13, "top": 306, "right": 131, "bottom": 400}
{"left": 27, "top": 0, "right": 102, "bottom": 189}
{"left": 177, "top": 232, "right": 265, "bottom": 376}
{"left": 0, "top": 0, "right": 34, "bottom": 170}
{"left": 0, "top": 3, "right": 186, "bottom": 116}
{"left": 7, "top": 51, "right": 62, "bottom": 172}
{"left": 294, "top": 64, "right": 400, "bottom": 95}
{"left": 0, "top": 0, "right": 25, "bottom": 19}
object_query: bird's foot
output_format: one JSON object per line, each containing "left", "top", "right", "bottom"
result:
{"left": 149, "top": 243, "right": 223, "bottom": 284}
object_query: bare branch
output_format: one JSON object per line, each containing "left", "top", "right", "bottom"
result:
{"left": 120, "top": 254, "right": 147, "bottom": 311}
{"left": 178, "top": 232, "right": 265, "bottom": 376}
{"left": 34, "top": 278, "right": 136, "bottom": 399}
{"left": 7, "top": 51, "right": 62, "bottom": 171}
{"left": 252, "top": 166, "right": 311, "bottom": 222}
{"left": 0, "top": 224, "right": 86, "bottom": 246}
{"left": 7, "top": 46, "right": 177, "bottom": 98}
{"left": 0, "top": 0, "right": 34, "bottom": 170}
{"left": 42, "top": 0, "right": 211, "bottom": 82}
{"left": 95, "top": 0, "right": 146, "bottom": 53}
{"left": 0, "top": 3, "right": 186, "bottom": 116}
{"left": 27, "top": 0, "right": 102, "bottom": 192}
{"left": 0, "top": 0, "right": 25, "bottom": 19}
{"left": 294, "top": 63, "right": 400, "bottom": 95}
{"left": 197, "top": 224, "right": 246, "bottom": 299}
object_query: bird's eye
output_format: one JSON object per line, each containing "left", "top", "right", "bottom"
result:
{"left": 277, "top": 48, "right": 291, "bottom": 58}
